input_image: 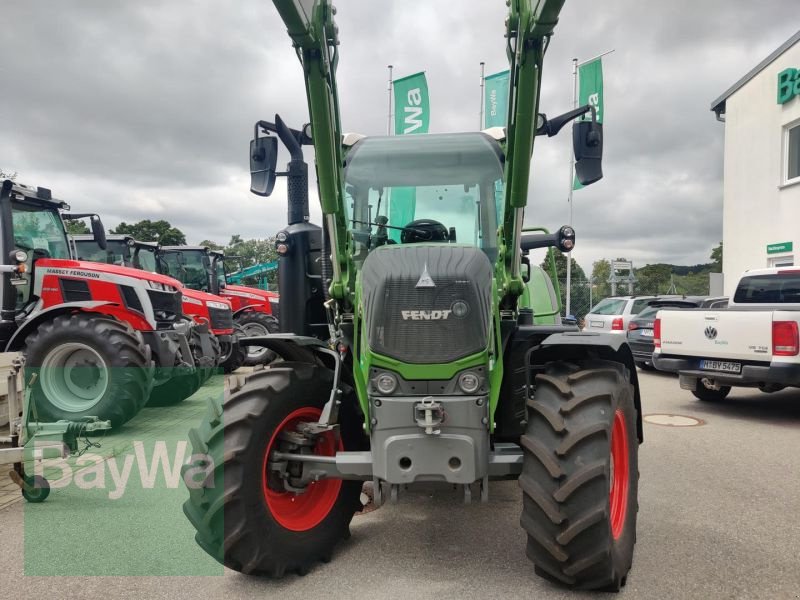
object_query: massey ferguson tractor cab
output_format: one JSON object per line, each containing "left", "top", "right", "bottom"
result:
{"left": 72, "top": 234, "right": 243, "bottom": 374}
{"left": 0, "top": 180, "right": 205, "bottom": 425}
{"left": 183, "top": 0, "right": 643, "bottom": 591}
{"left": 161, "top": 245, "right": 279, "bottom": 365}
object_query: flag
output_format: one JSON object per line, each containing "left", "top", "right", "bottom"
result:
{"left": 483, "top": 70, "right": 510, "bottom": 129}
{"left": 390, "top": 72, "right": 429, "bottom": 239}
{"left": 393, "top": 72, "right": 429, "bottom": 135}
{"left": 573, "top": 57, "right": 604, "bottom": 190}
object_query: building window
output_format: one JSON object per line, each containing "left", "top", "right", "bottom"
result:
{"left": 769, "top": 255, "right": 794, "bottom": 268}
{"left": 786, "top": 122, "right": 800, "bottom": 184}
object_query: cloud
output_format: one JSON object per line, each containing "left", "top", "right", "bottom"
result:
{"left": 1, "top": 0, "right": 797, "bottom": 274}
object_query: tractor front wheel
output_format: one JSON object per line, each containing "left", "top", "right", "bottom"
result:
{"left": 235, "top": 311, "right": 278, "bottom": 366}
{"left": 520, "top": 359, "right": 639, "bottom": 591}
{"left": 25, "top": 314, "right": 151, "bottom": 428}
{"left": 182, "top": 363, "right": 363, "bottom": 576}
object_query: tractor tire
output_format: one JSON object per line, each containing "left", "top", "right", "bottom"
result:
{"left": 235, "top": 311, "right": 279, "bottom": 367}
{"left": 24, "top": 313, "right": 151, "bottom": 428}
{"left": 520, "top": 359, "right": 639, "bottom": 591}
{"left": 148, "top": 371, "right": 201, "bottom": 407}
{"left": 148, "top": 337, "right": 201, "bottom": 407}
{"left": 182, "top": 362, "right": 364, "bottom": 576}
{"left": 692, "top": 383, "right": 731, "bottom": 402}
{"left": 220, "top": 325, "right": 246, "bottom": 374}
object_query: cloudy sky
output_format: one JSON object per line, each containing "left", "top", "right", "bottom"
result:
{"left": 1, "top": 1, "right": 797, "bottom": 275}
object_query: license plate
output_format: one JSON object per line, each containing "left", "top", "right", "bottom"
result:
{"left": 590, "top": 321, "right": 604, "bottom": 328}
{"left": 640, "top": 329, "right": 653, "bottom": 337}
{"left": 700, "top": 360, "right": 741, "bottom": 373}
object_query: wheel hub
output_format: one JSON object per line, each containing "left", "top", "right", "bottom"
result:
{"left": 40, "top": 342, "right": 109, "bottom": 412}
{"left": 609, "top": 409, "right": 630, "bottom": 540}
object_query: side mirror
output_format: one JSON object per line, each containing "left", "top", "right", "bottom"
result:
{"left": 250, "top": 136, "right": 278, "bottom": 197}
{"left": 573, "top": 120, "right": 603, "bottom": 186}
{"left": 90, "top": 216, "right": 107, "bottom": 250}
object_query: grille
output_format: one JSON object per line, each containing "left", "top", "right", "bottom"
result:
{"left": 208, "top": 306, "right": 233, "bottom": 330}
{"left": 147, "top": 289, "right": 182, "bottom": 327}
{"left": 361, "top": 246, "right": 493, "bottom": 364}
{"left": 60, "top": 278, "right": 91, "bottom": 302}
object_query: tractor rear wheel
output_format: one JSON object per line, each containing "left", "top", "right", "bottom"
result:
{"left": 24, "top": 313, "right": 151, "bottom": 428}
{"left": 220, "top": 325, "right": 246, "bottom": 374}
{"left": 520, "top": 359, "right": 639, "bottom": 591}
{"left": 235, "top": 311, "right": 278, "bottom": 366}
{"left": 182, "top": 362, "right": 363, "bottom": 576}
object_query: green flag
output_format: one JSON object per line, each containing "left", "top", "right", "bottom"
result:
{"left": 483, "top": 70, "right": 510, "bottom": 129}
{"left": 393, "top": 72, "right": 429, "bottom": 135}
{"left": 573, "top": 58, "right": 604, "bottom": 190}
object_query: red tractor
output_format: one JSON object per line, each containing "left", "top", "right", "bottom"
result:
{"left": 1, "top": 180, "right": 208, "bottom": 425}
{"left": 161, "top": 246, "right": 279, "bottom": 365}
{"left": 72, "top": 234, "right": 244, "bottom": 374}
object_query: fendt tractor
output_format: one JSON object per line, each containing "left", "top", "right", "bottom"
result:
{"left": 161, "top": 246, "right": 280, "bottom": 365}
{"left": 1, "top": 180, "right": 210, "bottom": 425}
{"left": 71, "top": 234, "right": 244, "bottom": 374}
{"left": 183, "top": 0, "right": 642, "bottom": 591}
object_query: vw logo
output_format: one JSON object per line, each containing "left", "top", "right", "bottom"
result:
{"left": 704, "top": 326, "right": 718, "bottom": 340}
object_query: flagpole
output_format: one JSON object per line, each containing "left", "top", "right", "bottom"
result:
{"left": 479, "top": 61, "right": 485, "bottom": 130}
{"left": 565, "top": 57, "right": 577, "bottom": 317}
{"left": 387, "top": 64, "right": 393, "bottom": 135}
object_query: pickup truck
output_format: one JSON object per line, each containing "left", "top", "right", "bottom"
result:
{"left": 652, "top": 267, "right": 800, "bottom": 401}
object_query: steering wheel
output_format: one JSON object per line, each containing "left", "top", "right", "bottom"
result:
{"left": 401, "top": 219, "right": 449, "bottom": 244}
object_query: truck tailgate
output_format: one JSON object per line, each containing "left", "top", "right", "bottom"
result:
{"left": 658, "top": 309, "right": 773, "bottom": 362}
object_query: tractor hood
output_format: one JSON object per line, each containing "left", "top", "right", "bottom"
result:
{"left": 223, "top": 284, "right": 279, "bottom": 303}
{"left": 37, "top": 258, "right": 183, "bottom": 291}
{"left": 182, "top": 287, "right": 232, "bottom": 309}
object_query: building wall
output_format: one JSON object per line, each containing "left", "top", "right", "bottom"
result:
{"left": 722, "top": 42, "right": 800, "bottom": 295}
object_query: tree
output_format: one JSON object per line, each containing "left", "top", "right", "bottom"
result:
{"left": 111, "top": 219, "right": 186, "bottom": 245}
{"left": 540, "top": 250, "right": 590, "bottom": 317}
{"left": 710, "top": 242, "right": 723, "bottom": 272}
{"left": 0, "top": 169, "right": 17, "bottom": 181}
{"left": 591, "top": 259, "right": 612, "bottom": 299}
{"left": 63, "top": 219, "right": 90, "bottom": 235}
{"left": 198, "top": 239, "right": 224, "bottom": 251}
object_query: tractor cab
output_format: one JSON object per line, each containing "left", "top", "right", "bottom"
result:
{"left": 343, "top": 132, "right": 504, "bottom": 264}
{"left": 72, "top": 234, "right": 160, "bottom": 273}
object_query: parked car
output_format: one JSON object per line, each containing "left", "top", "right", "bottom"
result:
{"left": 627, "top": 296, "right": 729, "bottom": 370}
{"left": 654, "top": 267, "right": 800, "bottom": 401}
{"left": 583, "top": 296, "right": 659, "bottom": 334}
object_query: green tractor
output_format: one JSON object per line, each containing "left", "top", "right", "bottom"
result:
{"left": 183, "top": 0, "right": 642, "bottom": 590}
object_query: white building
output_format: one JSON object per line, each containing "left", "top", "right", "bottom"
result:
{"left": 711, "top": 30, "right": 800, "bottom": 295}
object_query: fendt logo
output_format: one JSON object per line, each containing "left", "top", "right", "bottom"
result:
{"left": 401, "top": 310, "right": 451, "bottom": 321}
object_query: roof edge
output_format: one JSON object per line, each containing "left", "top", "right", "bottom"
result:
{"left": 710, "top": 29, "right": 800, "bottom": 115}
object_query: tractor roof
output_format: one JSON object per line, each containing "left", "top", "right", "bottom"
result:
{"left": 8, "top": 181, "right": 68, "bottom": 210}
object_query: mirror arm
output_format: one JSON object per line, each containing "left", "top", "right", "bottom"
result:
{"left": 540, "top": 104, "right": 594, "bottom": 137}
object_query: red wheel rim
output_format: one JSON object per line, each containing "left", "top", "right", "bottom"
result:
{"left": 609, "top": 409, "right": 630, "bottom": 540}
{"left": 262, "top": 407, "right": 342, "bottom": 531}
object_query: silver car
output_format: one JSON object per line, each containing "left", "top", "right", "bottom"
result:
{"left": 582, "top": 296, "right": 659, "bottom": 334}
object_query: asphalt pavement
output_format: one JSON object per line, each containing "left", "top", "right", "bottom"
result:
{"left": 2, "top": 370, "right": 799, "bottom": 599}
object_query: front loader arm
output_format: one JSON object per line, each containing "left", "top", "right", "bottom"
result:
{"left": 500, "top": 0, "right": 565, "bottom": 298}
{"left": 272, "top": 0, "right": 350, "bottom": 299}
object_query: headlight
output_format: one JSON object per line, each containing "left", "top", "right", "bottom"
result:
{"left": 457, "top": 371, "right": 481, "bottom": 394}
{"left": 182, "top": 295, "right": 203, "bottom": 306}
{"left": 375, "top": 372, "right": 398, "bottom": 395}
{"left": 13, "top": 249, "right": 28, "bottom": 263}
{"left": 206, "top": 300, "right": 230, "bottom": 310}
{"left": 147, "top": 280, "right": 177, "bottom": 293}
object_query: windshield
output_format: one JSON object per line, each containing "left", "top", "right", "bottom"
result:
{"left": 589, "top": 298, "right": 626, "bottom": 316}
{"left": 75, "top": 239, "right": 128, "bottom": 266}
{"left": 12, "top": 204, "right": 70, "bottom": 308}
{"left": 343, "top": 133, "right": 504, "bottom": 262}
{"left": 162, "top": 250, "right": 209, "bottom": 291}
